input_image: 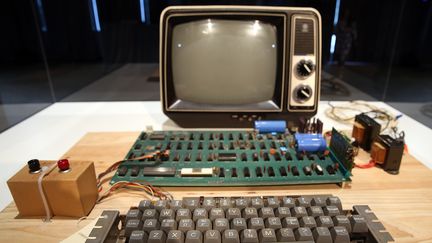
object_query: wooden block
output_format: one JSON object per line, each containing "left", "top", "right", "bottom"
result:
{"left": 43, "top": 161, "right": 98, "bottom": 217}
{"left": 6, "top": 161, "right": 56, "bottom": 216}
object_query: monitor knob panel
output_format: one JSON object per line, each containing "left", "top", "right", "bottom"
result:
{"left": 288, "top": 15, "right": 319, "bottom": 111}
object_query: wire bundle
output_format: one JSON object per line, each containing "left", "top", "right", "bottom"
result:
{"left": 97, "top": 181, "right": 173, "bottom": 203}
{"left": 325, "top": 101, "right": 397, "bottom": 132}
{"left": 96, "top": 150, "right": 172, "bottom": 202}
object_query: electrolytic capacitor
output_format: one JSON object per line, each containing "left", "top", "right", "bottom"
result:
{"left": 254, "top": 120, "right": 286, "bottom": 133}
{"left": 295, "top": 133, "right": 327, "bottom": 152}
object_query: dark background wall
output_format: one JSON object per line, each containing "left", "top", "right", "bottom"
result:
{"left": 0, "top": 0, "right": 431, "bottom": 132}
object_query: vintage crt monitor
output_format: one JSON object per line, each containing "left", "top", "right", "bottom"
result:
{"left": 160, "top": 6, "right": 321, "bottom": 127}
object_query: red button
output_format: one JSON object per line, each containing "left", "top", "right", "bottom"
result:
{"left": 57, "top": 159, "right": 70, "bottom": 171}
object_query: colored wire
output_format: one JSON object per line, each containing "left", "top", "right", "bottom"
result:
{"left": 97, "top": 181, "right": 173, "bottom": 203}
{"left": 95, "top": 150, "right": 173, "bottom": 202}
{"left": 96, "top": 150, "right": 170, "bottom": 187}
{"left": 355, "top": 159, "right": 376, "bottom": 169}
{"left": 325, "top": 101, "right": 396, "bottom": 132}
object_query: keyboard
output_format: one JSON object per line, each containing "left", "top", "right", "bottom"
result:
{"left": 85, "top": 195, "right": 393, "bottom": 243}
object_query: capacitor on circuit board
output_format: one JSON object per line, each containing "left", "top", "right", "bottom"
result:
{"left": 254, "top": 120, "right": 286, "bottom": 133}
{"left": 294, "top": 133, "right": 327, "bottom": 152}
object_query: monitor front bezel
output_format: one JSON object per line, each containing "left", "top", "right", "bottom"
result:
{"left": 161, "top": 9, "right": 287, "bottom": 113}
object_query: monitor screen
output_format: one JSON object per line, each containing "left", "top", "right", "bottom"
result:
{"left": 170, "top": 18, "right": 279, "bottom": 110}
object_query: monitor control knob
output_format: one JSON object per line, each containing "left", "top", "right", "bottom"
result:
{"left": 296, "top": 59, "right": 315, "bottom": 77}
{"left": 294, "top": 85, "right": 313, "bottom": 103}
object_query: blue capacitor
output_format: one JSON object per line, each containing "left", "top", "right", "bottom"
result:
{"left": 295, "top": 133, "right": 327, "bottom": 152}
{"left": 254, "top": 120, "right": 286, "bottom": 133}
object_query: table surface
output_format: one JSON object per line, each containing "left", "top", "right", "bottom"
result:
{"left": 0, "top": 101, "right": 432, "bottom": 243}
{"left": 1, "top": 131, "right": 432, "bottom": 242}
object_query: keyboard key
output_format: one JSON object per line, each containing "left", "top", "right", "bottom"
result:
{"left": 160, "top": 209, "right": 175, "bottom": 220}
{"left": 223, "top": 230, "right": 240, "bottom": 243}
{"left": 148, "top": 230, "right": 166, "bottom": 243}
{"left": 213, "top": 218, "right": 229, "bottom": 232}
{"left": 330, "top": 226, "right": 350, "bottom": 243}
{"left": 129, "top": 230, "right": 148, "bottom": 243}
{"left": 316, "top": 216, "right": 334, "bottom": 227}
{"left": 138, "top": 200, "right": 153, "bottom": 211}
{"left": 185, "top": 230, "right": 202, "bottom": 243}
{"left": 183, "top": 198, "right": 200, "bottom": 210}
{"left": 219, "top": 198, "right": 233, "bottom": 210}
{"left": 311, "top": 197, "right": 327, "bottom": 207}
{"left": 193, "top": 208, "right": 208, "bottom": 221}
{"left": 231, "top": 218, "right": 247, "bottom": 231}
{"left": 209, "top": 208, "right": 225, "bottom": 220}
{"left": 125, "top": 219, "right": 142, "bottom": 237}
{"left": 241, "top": 229, "right": 258, "bottom": 243}
{"left": 204, "top": 230, "right": 221, "bottom": 243}
{"left": 248, "top": 217, "right": 264, "bottom": 230}
{"left": 296, "top": 197, "right": 311, "bottom": 207}
{"left": 333, "top": 215, "right": 352, "bottom": 233}
{"left": 178, "top": 219, "right": 195, "bottom": 233}
{"left": 308, "top": 206, "right": 324, "bottom": 217}
{"left": 227, "top": 208, "right": 241, "bottom": 220}
{"left": 282, "top": 217, "right": 300, "bottom": 229}
{"left": 143, "top": 219, "right": 160, "bottom": 233}
{"left": 251, "top": 197, "right": 264, "bottom": 209}
{"left": 299, "top": 216, "right": 317, "bottom": 228}
{"left": 161, "top": 219, "right": 177, "bottom": 233}
{"left": 126, "top": 209, "right": 142, "bottom": 222}
{"left": 313, "top": 227, "right": 332, "bottom": 243}
{"left": 203, "top": 198, "right": 216, "bottom": 210}
{"left": 196, "top": 218, "right": 212, "bottom": 232}
{"left": 176, "top": 209, "right": 192, "bottom": 221}
{"left": 166, "top": 230, "right": 184, "bottom": 243}
{"left": 266, "top": 197, "right": 280, "bottom": 208}
{"left": 323, "top": 206, "right": 340, "bottom": 216}
{"left": 294, "top": 227, "right": 314, "bottom": 241}
{"left": 350, "top": 215, "right": 368, "bottom": 233}
{"left": 142, "top": 209, "right": 159, "bottom": 221}
{"left": 276, "top": 228, "right": 295, "bottom": 241}
{"left": 154, "top": 200, "right": 168, "bottom": 212}
{"left": 259, "top": 228, "right": 277, "bottom": 242}
{"left": 242, "top": 207, "right": 258, "bottom": 219}
{"left": 275, "top": 207, "right": 291, "bottom": 218}
{"left": 265, "top": 217, "right": 282, "bottom": 229}
{"left": 170, "top": 200, "right": 184, "bottom": 211}
{"left": 282, "top": 197, "right": 296, "bottom": 208}
{"left": 291, "top": 206, "right": 308, "bottom": 218}
{"left": 235, "top": 198, "right": 249, "bottom": 209}
{"left": 326, "top": 196, "right": 343, "bottom": 211}
{"left": 259, "top": 207, "right": 275, "bottom": 218}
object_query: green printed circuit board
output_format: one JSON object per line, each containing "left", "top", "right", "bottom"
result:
{"left": 110, "top": 130, "right": 353, "bottom": 187}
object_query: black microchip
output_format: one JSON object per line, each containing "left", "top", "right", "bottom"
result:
{"left": 218, "top": 153, "right": 237, "bottom": 161}
{"left": 143, "top": 167, "right": 176, "bottom": 177}
{"left": 149, "top": 133, "right": 165, "bottom": 140}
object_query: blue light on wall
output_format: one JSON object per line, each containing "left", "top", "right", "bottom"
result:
{"left": 36, "top": 0, "right": 48, "bottom": 32}
{"left": 330, "top": 34, "right": 336, "bottom": 54}
{"left": 139, "top": 0, "right": 146, "bottom": 23}
{"left": 90, "top": 0, "right": 101, "bottom": 32}
{"left": 333, "top": 0, "right": 341, "bottom": 26}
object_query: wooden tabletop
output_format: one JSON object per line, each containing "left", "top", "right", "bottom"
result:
{"left": 1, "top": 131, "right": 432, "bottom": 242}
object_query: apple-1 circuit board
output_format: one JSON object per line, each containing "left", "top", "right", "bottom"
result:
{"left": 110, "top": 129, "right": 353, "bottom": 187}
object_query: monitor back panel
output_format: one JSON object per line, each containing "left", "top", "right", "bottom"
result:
{"left": 110, "top": 131, "right": 351, "bottom": 186}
